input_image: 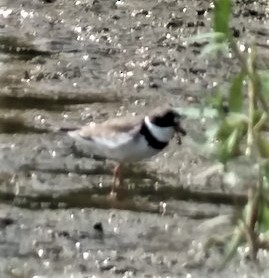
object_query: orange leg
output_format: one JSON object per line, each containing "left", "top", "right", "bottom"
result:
{"left": 111, "top": 163, "right": 123, "bottom": 194}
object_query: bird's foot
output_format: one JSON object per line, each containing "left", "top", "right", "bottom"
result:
{"left": 107, "top": 190, "right": 118, "bottom": 200}
{"left": 108, "top": 187, "right": 128, "bottom": 201}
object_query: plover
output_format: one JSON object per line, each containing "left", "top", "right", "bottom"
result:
{"left": 67, "top": 107, "right": 186, "bottom": 194}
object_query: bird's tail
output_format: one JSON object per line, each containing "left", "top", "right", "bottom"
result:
{"left": 48, "top": 126, "right": 80, "bottom": 133}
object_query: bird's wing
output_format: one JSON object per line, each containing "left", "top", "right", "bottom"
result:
{"left": 77, "top": 115, "right": 143, "bottom": 148}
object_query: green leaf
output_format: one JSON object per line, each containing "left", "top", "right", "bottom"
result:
{"left": 228, "top": 71, "right": 245, "bottom": 112}
{"left": 253, "top": 112, "right": 267, "bottom": 132}
{"left": 216, "top": 113, "right": 247, "bottom": 141}
{"left": 226, "top": 113, "right": 248, "bottom": 125}
{"left": 259, "top": 203, "right": 269, "bottom": 232}
{"left": 257, "top": 134, "right": 269, "bottom": 158}
{"left": 188, "top": 32, "right": 226, "bottom": 43}
{"left": 213, "top": 0, "right": 232, "bottom": 37}
{"left": 200, "top": 42, "right": 228, "bottom": 57}
{"left": 259, "top": 70, "right": 269, "bottom": 101}
{"left": 217, "top": 128, "right": 241, "bottom": 164}
{"left": 226, "top": 128, "right": 240, "bottom": 154}
{"left": 216, "top": 122, "right": 234, "bottom": 142}
{"left": 219, "top": 223, "right": 244, "bottom": 270}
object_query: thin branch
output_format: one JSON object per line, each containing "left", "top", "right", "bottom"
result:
{"left": 229, "top": 38, "right": 269, "bottom": 114}
{"left": 245, "top": 46, "right": 255, "bottom": 156}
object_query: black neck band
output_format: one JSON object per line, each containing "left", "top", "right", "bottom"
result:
{"left": 140, "top": 122, "right": 168, "bottom": 150}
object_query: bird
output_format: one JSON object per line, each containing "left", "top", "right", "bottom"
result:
{"left": 67, "top": 106, "right": 186, "bottom": 195}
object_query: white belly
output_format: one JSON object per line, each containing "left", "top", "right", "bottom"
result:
{"left": 109, "top": 135, "right": 162, "bottom": 162}
{"left": 70, "top": 132, "right": 163, "bottom": 162}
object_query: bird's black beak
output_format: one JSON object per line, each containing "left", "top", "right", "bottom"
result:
{"left": 175, "top": 122, "right": 186, "bottom": 145}
{"left": 175, "top": 124, "right": 186, "bottom": 136}
{"left": 172, "top": 108, "right": 186, "bottom": 139}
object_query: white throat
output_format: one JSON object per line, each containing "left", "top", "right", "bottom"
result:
{"left": 144, "top": 116, "right": 174, "bottom": 142}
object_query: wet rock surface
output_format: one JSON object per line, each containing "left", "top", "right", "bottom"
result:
{"left": 0, "top": 0, "right": 268, "bottom": 277}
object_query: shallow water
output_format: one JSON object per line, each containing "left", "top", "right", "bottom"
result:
{"left": 0, "top": 0, "right": 268, "bottom": 277}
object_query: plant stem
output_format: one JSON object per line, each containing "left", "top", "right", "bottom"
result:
{"left": 229, "top": 38, "right": 269, "bottom": 115}
{"left": 246, "top": 46, "right": 256, "bottom": 156}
